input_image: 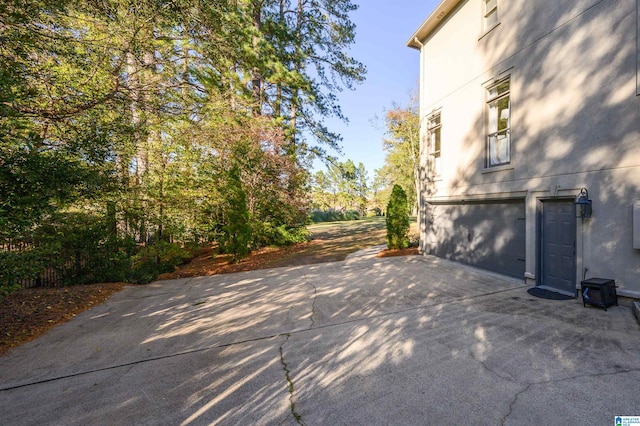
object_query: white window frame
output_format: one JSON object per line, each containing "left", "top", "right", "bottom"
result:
{"left": 427, "top": 112, "right": 442, "bottom": 177}
{"left": 483, "top": 0, "right": 499, "bottom": 32}
{"left": 485, "top": 76, "right": 511, "bottom": 168}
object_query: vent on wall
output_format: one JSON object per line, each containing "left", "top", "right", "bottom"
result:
{"left": 634, "top": 201, "right": 640, "bottom": 249}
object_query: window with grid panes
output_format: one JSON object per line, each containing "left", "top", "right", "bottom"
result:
{"left": 427, "top": 113, "right": 441, "bottom": 176}
{"left": 486, "top": 77, "right": 510, "bottom": 167}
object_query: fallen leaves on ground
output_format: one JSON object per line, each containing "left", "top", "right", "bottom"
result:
{"left": 0, "top": 282, "right": 124, "bottom": 355}
{"left": 376, "top": 247, "right": 420, "bottom": 258}
{"left": 1, "top": 218, "right": 419, "bottom": 356}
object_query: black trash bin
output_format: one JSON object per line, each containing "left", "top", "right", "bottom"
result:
{"left": 581, "top": 278, "right": 617, "bottom": 311}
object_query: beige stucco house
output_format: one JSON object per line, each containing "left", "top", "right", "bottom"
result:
{"left": 407, "top": 0, "right": 640, "bottom": 298}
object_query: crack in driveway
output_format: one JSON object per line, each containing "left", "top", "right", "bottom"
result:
{"left": 467, "top": 349, "right": 524, "bottom": 426}
{"left": 279, "top": 334, "right": 304, "bottom": 425}
{"left": 501, "top": 382, "right": 532, "bottom": 426}
{"left": 0, "top": 285, "right": 525, "bottom": 393}
{"left": 500, "top": 368, "right": 640, "bottom": 425}
{"left": 466, "top": 343, "right": 640, "bottom": 426}
{"left": 469, "top": 349, "right": 519, "bottom": 384}
{"left": 305, "top": 273, "right": 318, "bottom": 330}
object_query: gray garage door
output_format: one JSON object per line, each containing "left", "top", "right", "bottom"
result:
{"left": 427, "top": 199, "right": 526, "bottom": 278}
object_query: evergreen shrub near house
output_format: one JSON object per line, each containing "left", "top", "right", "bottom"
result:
{"left": 386, "top": 184, "right": 410, "bottom": 249}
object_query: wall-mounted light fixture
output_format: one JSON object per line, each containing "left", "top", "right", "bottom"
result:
{"left": 575, "top": 188, "right": 592, "bottom": 218}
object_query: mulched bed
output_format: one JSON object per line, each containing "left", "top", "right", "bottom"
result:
{"left": 376, "top": 247, "right": 420, "bottom": 258}
{"left": 0, "top": 282, "right": 124, "bottom": 356}
{"left": 156, "top": 243, "right": 319, "bottom": 280}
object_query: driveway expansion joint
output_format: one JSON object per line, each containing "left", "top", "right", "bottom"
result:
{"left": 0, "top": 284, "right": 527, "bottom": 393}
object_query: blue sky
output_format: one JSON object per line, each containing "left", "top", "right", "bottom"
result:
{"left": 314, "top": 0, "right": 439, "bottom": 174}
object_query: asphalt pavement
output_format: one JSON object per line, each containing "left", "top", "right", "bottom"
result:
{"left": 1, "top": 250, "right": 639, "bottom": 425}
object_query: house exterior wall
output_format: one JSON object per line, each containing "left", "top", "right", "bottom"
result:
{"left": 411, "top": 0, "right": 640, "bottom": 297}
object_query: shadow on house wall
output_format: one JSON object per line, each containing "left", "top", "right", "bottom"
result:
{"left": 419, "top": 0, "right": 640, "bottom": 288}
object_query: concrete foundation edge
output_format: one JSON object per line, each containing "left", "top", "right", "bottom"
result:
{"left": 633, "top": 302, "right": 640, "bottom": 326}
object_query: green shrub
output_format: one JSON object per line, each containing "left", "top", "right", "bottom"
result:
{"left": 281, "top": 225, "right": 311, "bottom": 245}
{"left": 1, "top": 210, "right": 204, "bottom": 288}
{"left": 0, "top": 250, "right": 45, "bottom": 284}
{"left": 386, "top": 184, "right": 410, "bottom": 249}
{"left": 129, "top": 241, "right": 194, "bottom": 284}
{"left": 128, "top": 259, "right": 167, "bottom": 284}
{"left": 269, "top": 224, "right": 309, "bottom": 246}
{"left": 219, "top": 165, "right": 251, "bottom": 260}
{"left": 32, "top": 212, "right": 135, "bottom": 285}
{"left": 91, "top": 236, "right": 137, "bottom": 283}
{"left": 308, "top": 210, "right": 360, "bottom": 223}
{"left": 251, "top": 222, "right": 310, "bottom": 248}
{"left": 0, "top": 249, "right": 46, "bottom": 297}
{"left": 366, "top": 207, "right": 382, "bottom": 217}
{"left": 0, "top": 282, "right": 21, "bottom": 303}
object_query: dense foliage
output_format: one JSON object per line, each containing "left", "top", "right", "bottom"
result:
{"left": 374, "top": 93, "right": 420, "bottom": 214}
{"left": 308, "top": 209, "right": 360, "bottom": 223}
{"left": 386, "top": 184, "right": 410, "bottom": 250}
{"left": 0, "top": 0, "right": 364, "bottom": 289}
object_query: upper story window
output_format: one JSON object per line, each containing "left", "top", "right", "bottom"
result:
{"left": 484, "top": 0, "right": 498, "bottom": 31}
{"left": 427, "top": 113, "right": 441, "bottom": 176}
{"left": 486, "top": 77, "right": 510, "bottom": 167}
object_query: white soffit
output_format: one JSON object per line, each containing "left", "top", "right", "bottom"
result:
{"left": 406, "top": 0, "right": 462, "bottom": 49}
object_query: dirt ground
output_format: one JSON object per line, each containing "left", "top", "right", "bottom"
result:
{"left": 0, "top": 218, "right": 418, "bottom": 355}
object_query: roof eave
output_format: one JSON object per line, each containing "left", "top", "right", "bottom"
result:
{"left": 406, "top": 0, "right": 462, "bottom": 49}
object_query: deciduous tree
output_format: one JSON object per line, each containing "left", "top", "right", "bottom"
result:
{"left": 379, "top": 92, "right": 420, "bottom": 214}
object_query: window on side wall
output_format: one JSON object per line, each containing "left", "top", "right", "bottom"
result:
{"left": 427, "top": 113, "right": 441, "bottom": 176}
{"left": 484, "top": 0, "right": 498, "bottom": 31}
{"left": 486, "top": 77, "right": 510, "bottom": 168}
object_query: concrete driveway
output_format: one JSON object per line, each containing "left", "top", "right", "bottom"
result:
{"left": 1, "top": 252, "right": 639, "bottom": 425}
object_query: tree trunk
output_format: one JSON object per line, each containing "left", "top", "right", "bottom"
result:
{"left": 274, "top": 0, "right": 285, "bottom": 117}
{"left": 287, "top": 0, "right": 305, "bottom": 153}
{"left": 181, "top": 26, "right": 190, "bottom": 100}
{"left": 251, "top": 0, "right": 263, "bottom": 115}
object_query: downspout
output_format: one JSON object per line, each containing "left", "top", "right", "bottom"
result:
{"left": 412, "top": 36, "right": 425, "bottom": 253}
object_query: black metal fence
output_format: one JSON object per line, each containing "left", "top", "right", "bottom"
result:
{"left": 1, "top": 240, "right": 93, "bottom": 289}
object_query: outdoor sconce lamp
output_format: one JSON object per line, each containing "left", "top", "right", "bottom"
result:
{"left": 575, "top": 188, "right": 592, "bottom": 218}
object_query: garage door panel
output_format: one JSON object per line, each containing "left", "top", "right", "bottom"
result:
{"left": 428, "top": 200, "right": 526, "bottom": 278}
